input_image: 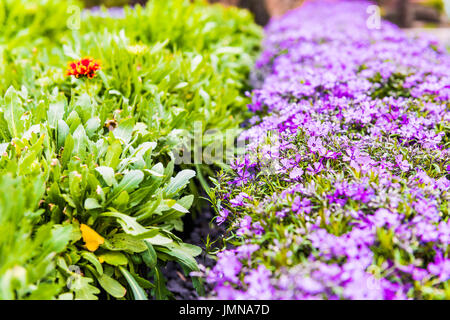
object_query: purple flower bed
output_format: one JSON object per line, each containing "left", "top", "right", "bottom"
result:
{"left": 85, "top": 6, "right": 126, "bottom": 19}
{"left": 206, "top": 0, "right": 450, "bottom": 300}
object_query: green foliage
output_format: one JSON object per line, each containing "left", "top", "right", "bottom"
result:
{"left": 0, "top": 175, "right": 71, "bottom": 300}
{"left": 424, "top": 0, "right": 445, "bottom": 13}
{"left": 0, "top": 0, "right": 261, "bottom": 300}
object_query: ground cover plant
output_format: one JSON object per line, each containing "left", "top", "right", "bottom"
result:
{"left": 207, "top": 0, "right": 450, "bottom": 299}
{"left": 0, "top": 0, "right": 261, "bottom": 299}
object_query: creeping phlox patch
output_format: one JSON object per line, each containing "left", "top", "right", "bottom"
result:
{"left": 208, "top": 0, "right": 450, "bottom": 300}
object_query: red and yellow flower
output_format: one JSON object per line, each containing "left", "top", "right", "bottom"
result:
{"left": 65, "top": 57, "right": 101, "bottom": 79}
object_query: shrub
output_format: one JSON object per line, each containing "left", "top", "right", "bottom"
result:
{"left": 0, "top": 175, "right": 71, "bottom": 300}
{"left": 0, "top": 0, "right": 262, "bottom": 194}
{"left": 208, "top": 0, "right": 450, "bottom": 300}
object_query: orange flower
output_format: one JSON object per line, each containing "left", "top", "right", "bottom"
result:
{"left": 65, "top": 57, "right": 101, "bottom": 79}
{"left": 80, "top": 223, "right": 104, "bottom": 252}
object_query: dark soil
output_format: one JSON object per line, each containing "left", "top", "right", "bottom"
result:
{"left": 160, "top": 205, "right": 224, "bottom": 300}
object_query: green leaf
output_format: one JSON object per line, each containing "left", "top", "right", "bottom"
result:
{"left": 179, "top": 243, "right": 202, "bottom": 257}
{"left": 48, "top": 224, "right": 72, "bottom": 253}
{"left": 18, "top": 139, "right": 42, "bottom": 175}
{"left": 114, "top": 170, "right": 144, "bottom": 195}
{"left": 119, "top": 266, "right": 147, "bottom": 300}
{"left": 112, "top": 190, "right": 130, "bottom": 208}
{"left": 142, "top": 242, "right": 157, "bottom": 269}
{"left": 98, "top": 273, "right": 127, "bottom": 298}
{"left": 3, "top": 86, "right": 25, "bottom": 138}
{"left": 170, "top": 203, "right": 189, "bottom": 214}
{"left": 26, "top": 283, "right": 62, "bottom": 300}
{"left": 85, "top": 198, "right": 102, "bottom": 210}
{"left": 104, "top": 140, "right": 122, "bottom": 169}
{"left": 100, "top": 211, "right": 147, "bottom": 235}
{"left": 144, "top": 169, "right": 164, "bottom": 177}
{"left": 164, "top": 169, "right": 196, "bottom": 197}
{"left": 157, "top": 243, "right": 200, "bottom": 272}
{"left": 85, "top": 117, "right": 101, "bottom": 138}
{"left": 113, "top": 118, "right": 135, "bottom": 144}
{"left": 71, "top": 276, "right": 100, "bottom": 300}
{"left": 58, "top": 293, "right": 74, "bottom": 300}
{"left": 61, "top": 134, "right": 74, "bottom": 165}
{"left": 145, "top": 234, "right": 173, "bottom": 246}
{"left": 95, "top": 166, "right": 116, "bottom": 187}
{"left": 133, "top": 142, "right": 157, "bottom": 159}
{"left": 48, "top": 97, "right": 66, "bottom": 128}
{"left": 130, "top": 272, "right": 155, "bottom": 289}
{"left": 98, "top": 251, "right": 128, "bottom": 266}
{"left": 72, "top": 124, "right": 87, "bottom": 158}
{"left": 153, "top": 266, "right": 171, "bottom": 300}
{"left": 177, "top": 195, "right": 194, "bottom": 211}
{"left": 57, "top": 120, "right": 70, "bottom": 148}
{"left": 103, "top": 233, "right": 147, "bottom": 253}
{"left": 81, "top": 251, "right": 103, "bottom": 275}
{"left": 74, "top": 93, "right": 94, "bottom": 122}
{"left": 129, "top": 229, "right": 160, "bottom": 240}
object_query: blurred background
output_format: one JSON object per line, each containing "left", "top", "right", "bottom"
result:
{"left": 82, "top": 0, "right": 449, "bottom": 28}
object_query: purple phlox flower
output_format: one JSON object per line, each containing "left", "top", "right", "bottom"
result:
{"left": 252, "top": 221, "right": 265, "bottom": 236}
{"left": 237, "top": 215, "right": 253, "bottom": 236}
{"left": 306, "top": 161, "right": 324, "bottom": 174}
{"left": 308, "top": 136, "right": 326, "bottom": 154}
{"left": 343, "top": 148, "right": 363, "bottom": 169}
{"left": 327, "top": 180, "right": 349, "bottom": 206}
{"left": 214, "top": 284, "right": 243, "bottom": 300}
{"left": 428, "top": 251, "right": 450, "bottom": 282}
{"left": 395, "top": 154, "right": 410, "bottom": 172}
{"left": 216, "top": 208, "right": 230, "bottom": 225}
{"left": 276, "top": 208, "right": 290, "bottom": 219}
{"left": 436, "top": 176, "right": 450, "bottom": 191}
{"left": 280, "top": 158, "right": 296, "bottom": 170}
{"left": 244, "top": 266, "right": 275, "bottom": 299}
{"left": 236, "top": 244, "right": 260, "bottom": 260}
{"left": 413, "top": 198, "right": 440, "bottom": 221}
{"left": 366, "top": 208, "right": 402, "bottom": 228}
{"left": 321, "top": 149, "right": 340, "bottom": 159}
{"left": 289, "top": 167, "right": 304, "bottom": 180}
{"left": 230, "top": 192, "right": 253, "bottom": 207}
{"left": 207, "top": 251, "right": 242, "bottom": 285}
{"left": 208, "top": 0, "right": 450, "bottom": 300}
{"left": 229, "top": 156, "right": 255, "bottom": 186}
{"left": 292, "top": 196, "right": 312, "bottom": 215}
{"left": 298, "top": 277, "right": 325, "bottom": 295}
{"left": 413, "top": 218, "right": 439, "bottom": 242}
{"left": 348, "top": 183, "right": 375, "bottom": 203}
{"left": 358, "top": 156, "right": 376, "bottom": 172}
{"left": 249, "top": 115, "right": 261, "bottom": 125}
{"left": 413, "top": 169, "right": 434, "bottom": 185}
{"left": 396, "top": 264, "right": 429, "bottom": 282}
{"left": 437, "top": 220, "right": 450, "bottom": 243}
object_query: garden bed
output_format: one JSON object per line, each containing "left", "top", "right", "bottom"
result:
{"left": 0, "top": 0, "right": 449, "bottom": 301}
{"left": 207, "top": 0, "right": 450, "bottom": 300}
